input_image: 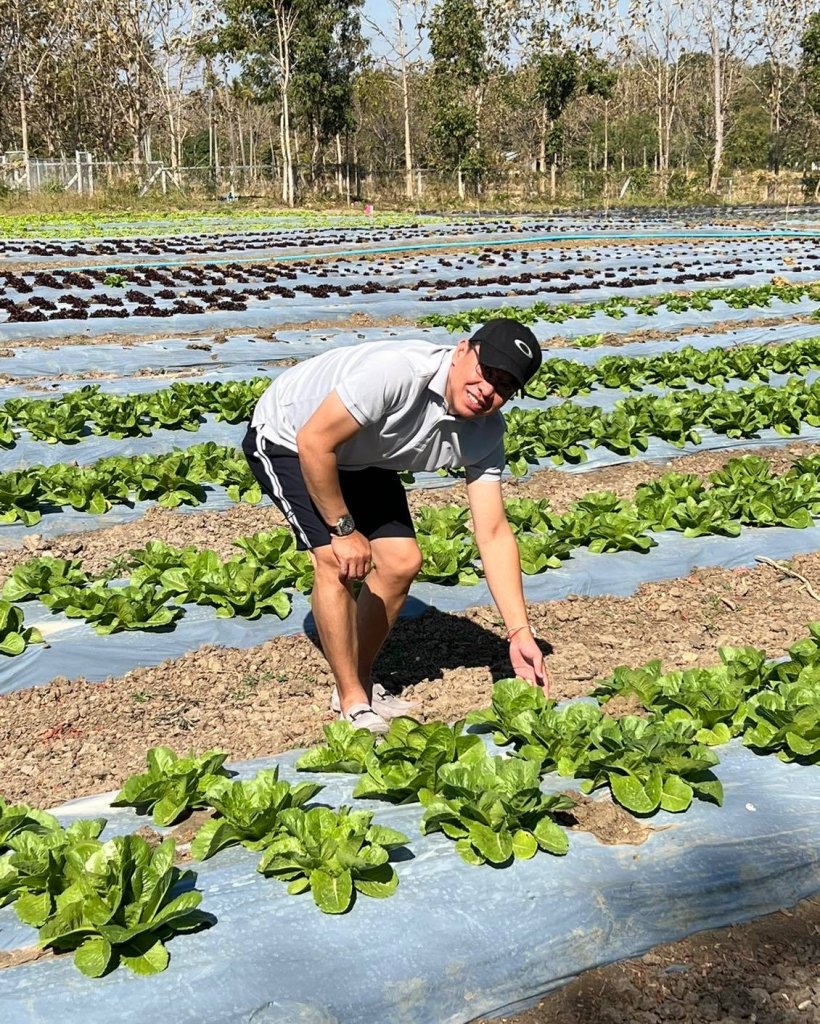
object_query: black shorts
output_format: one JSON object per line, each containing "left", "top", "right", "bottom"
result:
{"left": 242, "top": 425, "right": 416, "bottom": 551}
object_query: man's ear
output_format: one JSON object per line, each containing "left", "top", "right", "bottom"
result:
{"left": 454, "top": 338, "right": 472, "bottom": 359}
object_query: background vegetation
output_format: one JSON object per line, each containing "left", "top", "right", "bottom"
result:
{"left": 1, "top": 0, "right": 819, "bottom": 208}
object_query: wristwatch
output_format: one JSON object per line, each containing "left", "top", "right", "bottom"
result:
{"left": 328, "top": 513, "right": 356, "bottom": 537}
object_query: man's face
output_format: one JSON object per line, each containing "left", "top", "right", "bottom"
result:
{"left": 445, "top": 339, "right": 519, "bottom": 418}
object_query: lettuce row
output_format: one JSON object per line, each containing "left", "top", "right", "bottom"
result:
{"left": 419, "top": 280, "right": 820, "bottom": 332}
{"left": 7, "top": 453, "right": 820, "bottom": 635}
{"left": 502, "top": 376, "right": 820, "bottom": 475}
{"left": 3, "top": 536, "right": 311, "bottom": 635}
{"left": 526, "top": 335, "right": 820, "bottom": 399}
{"left": 592, "top": 627, "right": 820, "bottom": 762}
{"left": 110, "top": 753, "right": 408, "bottom": 915}
{"left": 0, "top": 442, "right": 260, "bottom": 526}
{"left": 0, "top": 378, "right": 270, "bottom": 449}
{"left": 8, "top": 335, "right": 820, "bottom": 450}
{"left": 7, "top": 373, "right": 820, "bottom": 527}
{"left": 5, "top": 373, "right": 820, "bottom": 526}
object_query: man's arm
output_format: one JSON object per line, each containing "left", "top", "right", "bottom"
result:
{"left": 296, "top": 391, "right": 370, "bottom": 580}
{"left": 467, "top": 477, "right": 550, "bottom": 692}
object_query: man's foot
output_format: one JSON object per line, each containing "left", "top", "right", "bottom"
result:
{"left": 331, "top": 682, "right": 418, "bottom": 720}
{"left": 339, "top": 702, "right": 389, "bottom": 735}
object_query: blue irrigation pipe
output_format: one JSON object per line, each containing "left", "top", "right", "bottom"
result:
{"left": 59, "top": 227, "right": 820, "bottom": 274}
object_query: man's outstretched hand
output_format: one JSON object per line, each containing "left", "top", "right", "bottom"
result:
{"left": 509, "top": 630, "right": 551, "bottom": 695}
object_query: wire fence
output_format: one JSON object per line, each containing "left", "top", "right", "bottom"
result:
{"left": 1, "top": 151, "right": 816, "bottom": 208}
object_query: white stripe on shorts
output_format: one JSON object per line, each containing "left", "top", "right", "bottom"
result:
{"left": 254, "top": 435, "right": 312, "bottom": 549}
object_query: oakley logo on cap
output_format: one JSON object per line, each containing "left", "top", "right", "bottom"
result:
{"left": 514, "top": 339, "right": 532, "bottom": 358}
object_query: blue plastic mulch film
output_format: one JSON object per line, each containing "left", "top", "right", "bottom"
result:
{"left": 6, "top": 521, "right": 820, "bottom": 696}
{"left": 0, "top": 742, "right": 817, "bottom": 1024}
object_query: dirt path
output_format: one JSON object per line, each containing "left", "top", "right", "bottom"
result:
{"left": 479, "top": 896, "right": 820, "bottom": 1024}
{"left": 1, "top": 546, "right": 818, "bottom": 809}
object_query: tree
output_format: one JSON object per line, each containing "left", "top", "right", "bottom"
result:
{"left": 362, "top": 0, "right": 428, "bottom": 198}
{"left": 691, "top": 0, "right": 756, "bottom": 192}
{"left": 801, "top": 11, "right": 820, "bottom": 115}
{"left": 605, "top": 0, "right": 694, "bottom": 181}
{"left": 205, "top": 0, "right": 299, "bottom": 205}
{"left": 427, "top": 0, "right": 488, "bottom": 197}
{"left": 291, "top": 0, "right": 364, "bottom": 186}
{"left": 0, "top": 0, "right": 76, "bottom": 184}
{"left": 753, "top": 0, "right": 814, "bottom": 184}
{"left": 533, "top": 49, "right": 579, "bottom": 197}
{"left": 800, "top": 11, "right": 820, "bottom": 193}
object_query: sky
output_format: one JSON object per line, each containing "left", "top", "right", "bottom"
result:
{"left": 361, "top": 0, "right": 426, "bottom": 61}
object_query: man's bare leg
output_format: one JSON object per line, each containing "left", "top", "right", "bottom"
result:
{"left": 310, "top": 538, "right": 422, "bottom": 713}
{"left": 355, "top": 537, "right": 423, "bottom": 690}
{"left": 309, "top": 547, "right": 370, "bottom": 713}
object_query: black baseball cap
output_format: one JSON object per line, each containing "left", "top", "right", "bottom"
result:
{"left": 470, "top": 318, "right": 542, "bottom": 391}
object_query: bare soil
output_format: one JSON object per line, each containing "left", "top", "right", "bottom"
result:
{"left": 1, "top": 546, "right": 819, "bottom": 811}
{"left": 0, "top": 947, "right": 53, "bottom": 971}
{"left": 560, "top": 790, "right": 654, "bottom": 845}
{"left": 479, "top": 896, "right": 820, "bottom": 1024}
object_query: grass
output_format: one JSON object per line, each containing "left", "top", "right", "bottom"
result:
{"left": 0, "top": 194, "right": 443, "bottom": 239}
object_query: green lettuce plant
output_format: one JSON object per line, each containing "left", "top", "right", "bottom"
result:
{"left": 0, "top": 819, "right": 106, "bottom": 924}
{"left": 35, "top": 835, "right": 210, "bottom": 977}
{"left": 0, "top": 600, "right": 44, "bottom": 656}
{"left": 191, "top": 767, "right": 322, "bottom": 859}
{"left": 0, "top": 797, "right": 61, "bottom": 851}
{"left": 295, "top": 721, "right": 378, "bottom": 773}
{"left": 257, "top": 806, "right": 408, "bottom": 914}
{"left": 113, "top": 747, "right": 230, "bottom": 826}
{"left": 420, "top": 756, "right": 572, "bottom": 865}
{"left": 351, "top": 717, "right": 486, "bottom": 803}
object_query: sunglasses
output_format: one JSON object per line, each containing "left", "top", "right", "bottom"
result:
{"left": 473, "top": 350, "right": 518, "bottom": 401}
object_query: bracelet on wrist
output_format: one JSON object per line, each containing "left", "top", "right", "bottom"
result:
{"left": 506, "top": 624, "right": 534, "bottom": 642}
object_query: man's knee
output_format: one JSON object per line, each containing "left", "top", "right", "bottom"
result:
{"left": 373, "top": 541, "right": 423, "bottom": 584}
{"left": 310, "top": 546, "right": 347, "bottom": 587}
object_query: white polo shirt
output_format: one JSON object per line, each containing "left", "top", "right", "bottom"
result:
{"left": 251, "top": 339, "right": 506, "bottom": 482}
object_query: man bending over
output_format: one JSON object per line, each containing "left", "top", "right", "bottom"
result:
{"left": 244, "top": 317, "right": 550, "bottom": 734}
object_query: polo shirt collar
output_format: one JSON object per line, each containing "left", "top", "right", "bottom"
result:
{"left": 428, "top": 347, "right": 453, "bottom": 404}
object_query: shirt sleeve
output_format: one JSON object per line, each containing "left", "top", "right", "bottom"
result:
{"left": 464, "top": 423, "right": 507, "bottom": 484}
{"left": 335, "top": 351, "right": 416, "bottom": 426}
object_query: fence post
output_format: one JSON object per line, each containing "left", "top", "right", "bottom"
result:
{"left": 87, "top": 153, "right": 94, "bottom": 196}
{"left": 75, "top": 151, "right": 82, "bottom": 194}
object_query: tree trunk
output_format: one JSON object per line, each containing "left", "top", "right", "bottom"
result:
{"left": 397, "top": 8, "right": 413, "bottom": 199}
{"left": 17, "top": 80, "right": 30, "bottom": 190}
{"left": 277, "top": 9, "right": 295, "bottom": 207}
{"left": 14, "top": 2, "right": 31, "bottom": 190}
{"left": 709, "top": 27, "right": 724, "bottom": 193}
{"left": 335, "top": 134, "right": 344, "bottom": 196}
{"left": 279, "top": 109, "right": 289, "bottom": 204}
{"left": 311, "top": 128, "right": 320, "bottom": 184}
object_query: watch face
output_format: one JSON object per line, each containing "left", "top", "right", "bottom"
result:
{"left": 336, "top": 514, "right": 356, "bottom": 536}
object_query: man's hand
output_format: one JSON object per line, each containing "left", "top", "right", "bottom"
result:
{"left": 330, "top": 531, "right": 372, "bottom": 582}
{"left": 509, "top": 629, "right": 551, "bottom": 695}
